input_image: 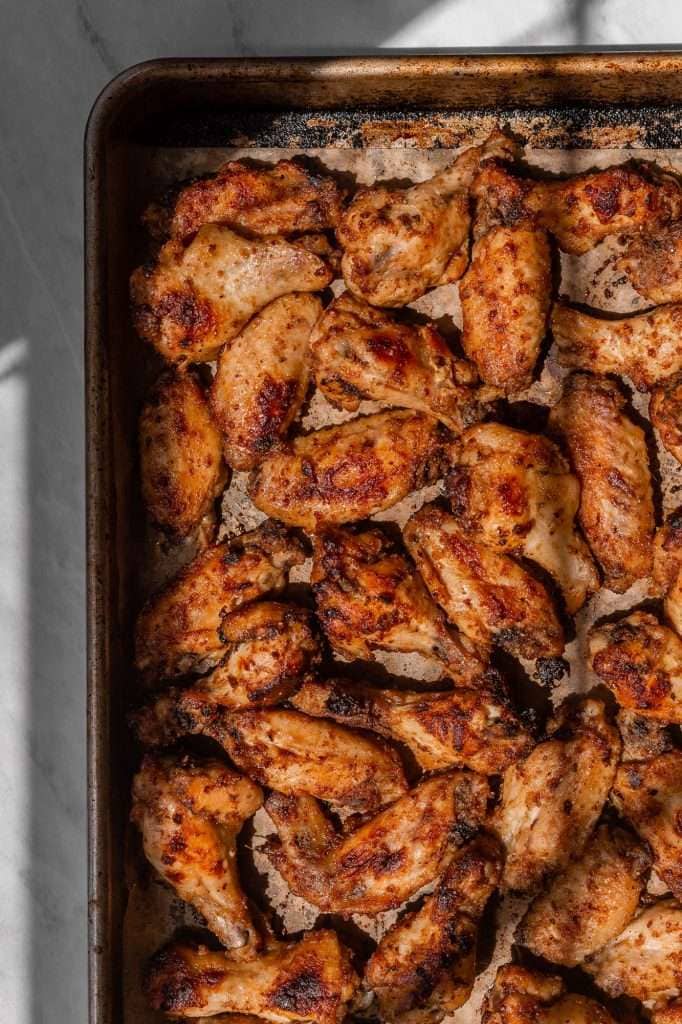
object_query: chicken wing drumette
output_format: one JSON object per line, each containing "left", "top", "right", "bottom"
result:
{"left": 482, "top": 964, "right": 617, "bottom": 1024}
{"left": 651, "top": 375, "right": 682, "bottom": 465}
{"left": 619, "top": 223, "right": 682, "bottom": 304}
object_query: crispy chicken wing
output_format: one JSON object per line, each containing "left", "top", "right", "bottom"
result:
{"left": 654, "top": 511, "right": 682, "bottom": 636}
{"left": 403, "top": 503, "right": 564, "bottom": 661}
{"left": 309, "top": 292, "right": 487, "bottom": 432}
{"left": 651, "top": 375, "right": 682, "bottom": 465}
{"left": 310, "top": 525, "right": 484, "bottom": 683}
{"left": 482, "top": 964, "right": 617, "bottom": 1024}
{"left": 617, "top": 708, "right": 674, "bottom": 762}
{"left": 248, "top": 411, "right": 447, "bottom": 530}
{"left": 447, "top": 423, "right": 599, "bottom": 614}
{"left": 134, "top": 521, "right": 305, "bottom": 679}
{"left": 131, "top": 755, "right": 263, "bottom": 954}
{"left": 611, "top": 752, "right": 682, "bottom": 902}
{"left": 130, "top": 225, "right": 332, "bottom": 365}
{"left": 364, "top": 833, "right": 503, "bottom": 1024}
{"left": 518, "top": 823, "right": 651, "bottom": 966}
{"left": 210, "top": 293, "right": 321, "bottom": 470}
{"left": 145, "top": 929, "right": 358, "bottom": 1021}
{"left": 263, "top": 771, "right": 490, "bottom": 915}
{"left": 548, "top": 373, "right": 654, "bottom": 593}
{"left": 620, "top": 224, "right": 682, "bottom": 304}
{"left": 492, "top": 696, "right": 621, "bottom": 894}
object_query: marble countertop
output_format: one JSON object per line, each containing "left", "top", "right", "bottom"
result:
{"left": 2, "top": 1, "right": 682, "bottom": 1019}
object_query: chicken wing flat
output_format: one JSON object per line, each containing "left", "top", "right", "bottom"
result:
{"left": 291, "top": 675, "right": 533, "bottom": 775}
{"left": 403, "top": 503, "right": 564, "bottom": 661}
{"left": 263, "top": 771, "right": 490, "bottom": 915}
{"left": 654, "top": 511, "right": 682, "bottom": 636}
{"left": 552, "top": 301, "right": 682, "bottom": 392}
{"left": 585, "top": 899, "right": 682, "bottom": 1003}
{"left": 145, "top": 929, "right": 358, "bottom": 1021}
{"left": 364, "top": 833, "right": 503, "bottom": 1024}
{"left": 310, "top": 525, "right": 484, "bottom": 683}
{"left": 309, "top": 292, "right": 487, "bottom": 433}
{"left": 651, "top": 375, "right": 682, "bottom": 465}
{"left": 248, "top": 411, "right": 447, "bottom": 530}
{"left": 210, "top": 293, "right": 321, "bottom": 470}
{"left": 518, "top": 823, "right": 651, "bottom": 967}
{"left": 140, "top": 369, "right": 227, "bottom": 538}
{"left": 482, "top": 964, "right": 617, "bottom": 1024}
{"left": 619, "top": 223, "right": 682, "bottom": 304}
{"left": 548, "top": 373, "right": 654, "bottom": 593}
{"left": 611, "top": 752, "right": 682, "bottom": 902}
{"left": 447, "top": 423, "right": 599, "bottom": 614}
{"left": 336, "top": 132, "right": 515, "bottom": 307}
{"left": 492, "top": 696, "right": 621, "bottom": 894}
{"left": 589, "top": 612, "right": 682, "bottom": 724}
{"left": 131, "top": 755, "right": 263, "bottom": 954}
{"left": 130, "top": 225, "right": 332, "bottom": 365}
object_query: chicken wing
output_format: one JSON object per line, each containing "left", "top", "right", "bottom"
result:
{"left": 492, "top": 696, "right": 621, "bottom": 894}
{"left": 364, "top": 833, "right": 503, "bottom": 1024}
{"left": 589, "top": 612, "right": 682, "bottom": 724}
{"left": 447, "top": 423, "right": 599, "bottom": 614}
{"left": 654, "top": 511, "right": 682, "bottom": 636}
{"left": 291, "top": 675, "right": 533, "bottom": 775}
{"left": 617, "top": 708, "right": 674, "bottom": 762}
{"left": 654, "top": 999, "right": 682, "bottom": 1024}
{"left": 134, "top": 521, "right": 305, "bottom": 679}
{"left": 310, "top": 525, "right": 484, "bottom": 683}
{"left": 131, "top": 755, "right": 263, "bottom": 954}
{"left": 611, "top": 752, "right": 682, "bottom": 902}
{"left": 403, "top": 503, "right": 564, "bottom": 662}
{"left": 585, "top": 899, "right": 682, "bottom": 1003}
{"left": 145, "top": 929, "right": 358, "bottom": 1022}
{"left": 210, "top": 293, "right": 321, "bottom": 470}
{"left": 248, "top": 411, "right": 447, "bottom": 530}
{"left": 651, "top": 375, "right": 682, "bottom": 465}
{"left": 309, "top": 292, "right": 487, "bottom": 432}
{"left": 552, "top": 301, "right": 682, "bottom": 392}
{"left": 130, "top": 225, "right": 332, "bottom": 365}
{"left": 619, "top": 223, "right": 682, "bottom": 304}
{"left": 518, "top": 823, "right": 651, "bottom": 967}
{"left": 548, "top": 373, "right": 654, "bottom": 593}
{"left": 482, "top": 964, "right": 617, "bottom": 1024}
{"left": 263, "top": 771, "right": 490, "bottom": 915}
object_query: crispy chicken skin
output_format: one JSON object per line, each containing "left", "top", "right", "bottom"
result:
{"left": 448, "top": 423, "right": 599, "bottom": 614}
{"left": 364, "top": 833, "right": 503, "bottom": 1024}
{"left": 310, "top": 292, "right": 487, "bottom": 432}
{"left": 611, "top": 752, "right": 682, "bottom": 902}
{"left": 589, "top": 612, "right": 682, "bottom": 724}
{"left": 140, "top": 369, "right": 227, "bottom": 538}
{"left": 291, "top": 675, "right": 533, "bottom": 775}
{"left": 651, "top": 375, "right": 682, "bottom": 465}
{"left": 552, "top": 301, "right": 682, "bottom": 392}
{"left": 403, "top": 503, "right": 564, "bottom": 661}
{"left": 248, "top": 411, "right": 448, "bottom": 530}
{"left": 518, "top": 823, "right": 651, "bottom": 966}
{"left": 263, "top": 771, "right": 490, "bottom": 915}
{"left": 130, "top": 225, "right": 332, "bottom": 365}
{"left": 460, "top": 224, "right": 551, "bottom": 393}
{"left": 336, "top": 132, "right": 515, "bottom": 307}
{"left": 131, "top": 755, "right": 263, "bottom": 954}
{"left": 310, "top": 525, "right": 485, "bottom": 683}
{"left": 482, "top": 964, "right": 617, "bottom": 1024}
{"left": 620, "top": 223, "right": 682, "bottom": 304}
{"left": 210, "top": 293, "right": 321, "bottom": 470}
{"left": 654, "top": 511, "right": 682, "bottom": 636}
{"left": 145, "top": 929, "right": 358, "bottom": 1021}
{"left": 618, "top": 708, "right": 674, "bottom": 762}
{"left": 585, "top": 899, "right": 682, "bottom": 1003}
{"left": 655, "top": 1001, "right": 682, "bottom": 1024}
{"left": 548, "top": 373, "right": 654, "bottom": 593}
{"left": 492, "top": 697, "right": 621, "bottom": 894}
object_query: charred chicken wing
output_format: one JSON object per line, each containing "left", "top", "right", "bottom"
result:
{"left": 620, "top": 223, "right": 682, "bottom": 304}
{"left": 482, "top": 963, "right": 617, "bottom": 1024}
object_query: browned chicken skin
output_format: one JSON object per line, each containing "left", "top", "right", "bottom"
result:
{"left": 131, "top": 755, "right": 263, "bottom": 954}
{"left": 482, "top": 963, "right": 617, "bottom": 1024}
{"left": 263, "top": 771, "right": 490, "bottom": 915}
{"left": 617, "top": 708, "right": 674, "bottom": 762}
{"left": 651, "top": 374, "right": 682, "bottom": 465}
{"left": 654, "top": 1001, "right": 682, "bottom": 1024}
{"left": 364, "top": 833, "right": 503, "bottom": 1024}
{"left": 548, "top": 373, "right": 654, "bottom": 593}
{"left": 654, "top": 511, "right": 682, "bottom": 636}
{"left": 620, "top": 223, "right": 682, "bottom": 304}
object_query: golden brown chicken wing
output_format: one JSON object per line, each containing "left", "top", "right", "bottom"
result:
{"left": 364, "top": 833, "right": 503, "bottom": 1024}
{"left": 310, "top": 525, "right": 484, "bottom": 683}
{"left": 482, "top": 963, "right": 617, "bottom": 1024}
{"left": 130, "top": 225, "right": 332, "bottom": 365}
{"left": 492, "top": 696, "right": 621, "bottom": 894}
{"left": 248, "top": 411, "right": 447, "bottom": 530}
{"left": 548, "top": 373, "right": 654, "bottom": 593}
{"left": 447, "top": 423, "right": 599, "bottom": 614}
{"left": 651, "top": 375, "right": 682, "bottom": 465}
{"left": 263, "top": 771, "right": 490, "bottom": 915}
{"left": 619, "top": 223, "right": 682, "bottom": 304}
{"left": 134, "top": 521, "right": 305, "bottom": 679}
{"left": 654, "top": 511, "right": 682, "bottom": 636}
{"left": 210, "top": 293, "right": 321, "bottom": 470}
{"left": 145, "top": 929, "right": 358, "bottom": 1021}
{"left": 403, "top": 503, "right": 564, "bottom": 662}
{"left": 131, "top": 755, "right": 263, "bottom": 954}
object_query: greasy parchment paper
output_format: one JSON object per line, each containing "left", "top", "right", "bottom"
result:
{"left": 123, "top": 139, "right": 682, "bottom": 1023}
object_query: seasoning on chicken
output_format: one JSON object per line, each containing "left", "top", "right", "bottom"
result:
{"left": 654, "top": 510, "right": 682, "bottom": 636}
{"left": 482, "top": 963, "right": 617, "bottom": 1024}
{"left": 619, "top": 223, "right": 682, "bottom": 304}
{"left": 651, "top": 375, "right": 682, "bottom": 465}
{"left": 617, "top": 708, "right": 675, "bottom": 763}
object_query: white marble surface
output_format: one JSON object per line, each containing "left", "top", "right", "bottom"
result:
{"left": 3, "top": 1, "right": 682, "bottom": 1020}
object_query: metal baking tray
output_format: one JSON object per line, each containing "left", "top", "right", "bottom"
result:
{"left": 85, "top": 54, "right": 682, "bottom": 1024}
